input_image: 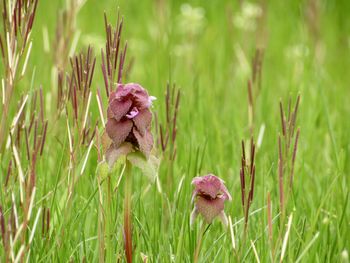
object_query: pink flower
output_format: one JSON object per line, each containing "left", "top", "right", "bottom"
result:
{"left": 190, "top": 174, "right": 232, "bottom": 227}
{"left": 106, "top": 83, "right": 155, "bottom": 158}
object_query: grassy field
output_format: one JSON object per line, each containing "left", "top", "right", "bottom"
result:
{"left": 0, "top": 0, "right": 349, "bottom": 262}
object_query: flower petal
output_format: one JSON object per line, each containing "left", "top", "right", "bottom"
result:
{"left": 220, "top": 184, "right": 232, "bottom": 201}
{"left": 190, "top": 207, "right": 198, "bottom": 228}
{"left": 192, "top": 174, "right": 224, "bottom": 199}
{"left": 126, "top": 107, "right": 139, "bottom": 119}
{"left": 218, "top": 211, "right": 228, "bottom": 228}
{"left": 133, "top": 128, "right": 153, "bottom": 157}
{"left": 108, "top": 99, "right": 132, "bottom": 121}
{"left": 133, "top": 109, "right": 152, "bottom": 136}
{"left": 195, "top": 196, "right": 225, "bottom": 224}
{"left": 148, "top": 96, "right": 157, "bottom": 106}
{"left": 106, "top": 119, "right": 133, "bottom": 146}
{"left": 115, "top": 83, "right": 132, "bottom": 99}
{"left": 191, "top": 189, "right": 199, "bottom": 203}
{"left": 108, "top": 91, "right": 118, "bottom": 103}
{"left": 116, "top": 83, "right": 151, "bottom": 109}
{"left": 134, "top": 89, "right": 151, "bottom": 109}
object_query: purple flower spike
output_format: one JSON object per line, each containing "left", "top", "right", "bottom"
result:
{"left": 106, "top": 83, "right": 155, "bottom": 159}
{"left": 190, "top": 174, "right": 232, "bottom": 227}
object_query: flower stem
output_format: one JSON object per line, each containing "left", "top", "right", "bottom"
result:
{"left": 96, "top": 162, "right": 109, "bottom": 261}
{"left": 97, "top": 176, "right": 105, "bottom": 262}
{"left": 105, "top": 175, "right": 113, "bottom": 262}
{"left": 124, "top": 160, "right": 133, "bottom": 263}
{"left": 193, "top": 223, "right": 208, "bottom": 263}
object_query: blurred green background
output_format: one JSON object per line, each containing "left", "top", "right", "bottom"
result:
{"left": 31, "top": 0, "right": 350, "bottom": 194}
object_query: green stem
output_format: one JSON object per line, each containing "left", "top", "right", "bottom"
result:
{"left": 193, "top": 223, "right": 207, "bottom": 263}
{"left": 97, "top": 162, "right": 113, "bottom": 262}
{"left": 97, "top": 177, "right": 105, "bottom": 262}
{"left": 105, "top": 175, "right": 113, "bottom": 262}
{"left": 124, "top": 160, "right": 133, "bottom": 263}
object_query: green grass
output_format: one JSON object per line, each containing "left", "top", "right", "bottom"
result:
{"left": 0, "top": 0, "right": 350, "bottom": 262}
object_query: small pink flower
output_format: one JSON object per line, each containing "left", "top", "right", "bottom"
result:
{"left": 106, "top": 83, "right": 154, "bottom": 159}
{"left": 190, "top": 174, "right": 232, "bottom": 227}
